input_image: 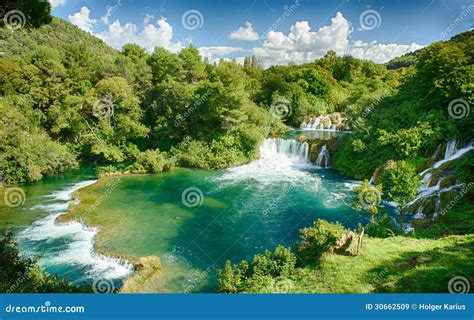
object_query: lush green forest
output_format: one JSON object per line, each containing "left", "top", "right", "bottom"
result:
{"left": 1, "top": 3, "right": 473, "bottom": 294}
{"left": 1, "top": 15, "right": 472, "bottom": 184}
{"left": 0, "top": 15, "right": 430, "bottom": 184}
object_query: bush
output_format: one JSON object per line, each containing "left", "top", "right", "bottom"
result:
{"left": 217, "top": 245, "right": 297, "bottom": 293}
{"left": 129, "top": 149, "right": 170, "bottom": 173}
{"left": 0, "top": 231, "right": 90, "bottom": 293}
{"left": 364, "top": 214, "right": 402, "bottom": 238}
{"left": 0, "top": 101, "right": 78, "bottom": 184}
{"left": 297, "top": 220, "right": 346, "bottom": 264}
{"left": 171, "top": 138, "right": 213, "bottom": 170}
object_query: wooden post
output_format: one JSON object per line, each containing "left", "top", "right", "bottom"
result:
{"left": 357, "top": 227, "right": 365, "bottom": 255}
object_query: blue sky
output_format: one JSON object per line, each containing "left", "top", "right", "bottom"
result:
{"left": 50, "top": 0, "right": 473, "bottom": 65}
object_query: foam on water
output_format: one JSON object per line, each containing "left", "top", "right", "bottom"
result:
{"left": 17, "top": 180, "right": 133, "bottom": 282}
{"left": 215, "top": 138, "right": 321, "bottom": 187}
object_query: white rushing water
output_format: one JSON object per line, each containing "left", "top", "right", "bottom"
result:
{"left": 316, "top": 145, "right": 330, "bottom": 168}
{"left": 17, "top": 180, "right": 133, "bottom": 282}
{"left": 406, "top": 139, "right": 473, "bottom": 219}
{"left": 215, "top": 138, "right": 324, "bottom": 188}
{"left": 301, "top": 116, "right": 341, "bottom": 131}
{"left": 260, "top": 138, "right": 309, "bottom": 164}
{"left": 419, "top": 140, "right": 474, "bottom": 178}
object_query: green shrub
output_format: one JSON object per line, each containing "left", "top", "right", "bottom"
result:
{"left": 129, "top": 149, "right": 169, "bottom": 173}
{"left": 364, "top": 214, "right": 402, "bottom": 238}
{"left": 0, "top": 231, "right": 91, "bottom": 293}
{"left": 217, "top": 245, "right": 297, "bottom": 293}
{"left": 297, "top": 220, "right": 346, "bottom": 264}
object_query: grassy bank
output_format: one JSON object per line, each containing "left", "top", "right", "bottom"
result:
{"left": 291, "top": 234, "right": 473, "bottom": 293}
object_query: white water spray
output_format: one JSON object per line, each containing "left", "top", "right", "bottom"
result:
{"left": 17, "top": 180, "right": 133, "bottom": 282}
{"left": 316, "top": 145, "right": 331, "bottom": 168}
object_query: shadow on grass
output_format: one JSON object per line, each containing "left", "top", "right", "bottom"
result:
{"left": 367, "top": 239, "right": 474, "bottom": 293}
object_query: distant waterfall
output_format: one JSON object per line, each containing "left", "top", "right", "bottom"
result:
{"left": 301, "top": 115, "right": 345, "bottom": 131}
{"left": 260, "top": 138, "right": 309, "bottom": 164}
{"left": 302, "top": 116, "right": 332, "bottom": 130}
{"left": 316, "top": 145, "right": 330, "bottom": 168}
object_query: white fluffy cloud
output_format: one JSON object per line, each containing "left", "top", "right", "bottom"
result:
{"left": 199, "top": 46, "right": 245, "bottom": 63}
{"left": 251, "top": 12, "right": 423, "bottom": 66}
{"left": 68, "top": 6, "right": 97, "bottom": 34}
{"left": 348, "top": 40, "right": 424, "bottom": 64}
{"left": 229, "top": 21, "right": 260, "bottom": 41}
{"left": 49, "top": 0, "right": 66, "bottom": 9}
{"left": 98, "top": 17, "right": 183, "bottom": 53}
{"left": 68, "top": 7, "right": 183, "bottom": 53}
{"left": 67, "top": 8, "right": 422, "bottom": 66}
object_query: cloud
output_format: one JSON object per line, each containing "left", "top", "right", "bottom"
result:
{"left": 49, "top": 0, "right": 66, "bottom": 9}
{"left": 199, "top": 46, "right": 245, "bottom": 63}
{"left": 68, "top": 6, "right": 97, "bottom": 33}
{"left": 251, "top": 12, "right": 423, "bottom": 66}
{"left": 101, "top": 1, "right": 123, "bottom": 25}
{"left": 348, "top": 40, "right": 423, "bottom": 64}
{"left": 97, "top": 17, "right": 183, "bottom": 53}
{"left": 229, "top": 21, "right": 260, "bottom": 41}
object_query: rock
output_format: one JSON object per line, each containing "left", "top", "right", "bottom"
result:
{"left": 331, "top": 231, "right": 358, "bottom": 255}
{"left": 298, "top": 134, "right": 310, "bottom": 143}
{"left": 439, "top": 174, "right": 458, "bottom": 188}
{"left": 330, "top": 112, "right": 342, "bottom": 126}
{"left": 309, "top": 142, "right": 322, "bottom": 163}
{"left": 372, "top": 160, "right": 397, "bottom": 185}
{"left": 321, "top": 117, "right": 332, "bottom": 129}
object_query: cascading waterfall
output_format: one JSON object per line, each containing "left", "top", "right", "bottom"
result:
{"left": 405, "top": 139, "right": 473, "bottom": 219}
{"left": 17, "top": 180, "right": 134, "bottom": 282}
{"left": 260, "top": 138, "right": 309, "bottom": 164}
{"left": 316, "top": 145, "right": 330, "bottom": 168}
{"left": 301, "top": 116, "right": 333, "bottom": 130}
{"left": 215, "top": 138, "right": 324, "bottom": 185}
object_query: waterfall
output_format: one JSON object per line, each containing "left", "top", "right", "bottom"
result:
{"left": 406, "top": 139, "right": 473, "bottom": 219}
{"left": 444, "top": 140, "right": 457, "bottom": 159}
{"left": 215, "top": 138, "right": 318, "bottom": 185}
{"left": 419, "top": 140, "right": 473, "bottom": 177}
{"left": 260, "top": 138, "right": 309, "bottom": 164}
{"left": 316, "top": 145, "right": 330, "bottom": 168}
{"left": 301, "top": 116, "right": 336, "bottom": 131}
{"left": 17, "top": 180, "right": 134, "bottom": 282}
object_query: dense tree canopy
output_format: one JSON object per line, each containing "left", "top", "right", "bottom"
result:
{"left": 1, "top": 10, "right": 472, "bottom": 184}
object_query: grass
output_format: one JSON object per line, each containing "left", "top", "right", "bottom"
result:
{"left": 289, "top": 234, "right": 473, "bottom": 293}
